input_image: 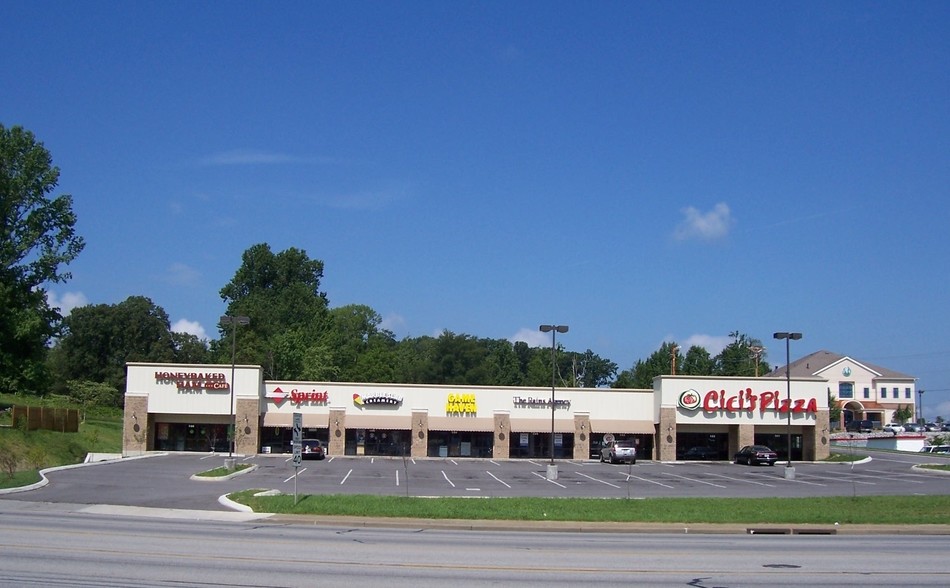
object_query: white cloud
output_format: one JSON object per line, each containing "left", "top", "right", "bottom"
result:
{"left": 166, "top": 263, "right": 201, "bottom": 286}
{"left": 47, "top": 291, "right": 89, "bottom": 315}
{"left": 197, "top": 150, "right": 335, "bottom": 166}
{"left": 171, "top": 319, "right": 208, "bottom": 340}
{"left": 673, "top": 202, "right": 734, "bottom": 241}
{"left": 509, "top": 328, "right": 552, "bottom": 348}
{"left": 380, "top": 313, "right": 406, "bottom": 333}
{"left": 682, "top": 333, "right": 733, "bottom": 355}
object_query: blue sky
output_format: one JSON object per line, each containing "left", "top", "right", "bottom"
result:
{"left": 4, "top": 2, "right": 949, "bottom": 415}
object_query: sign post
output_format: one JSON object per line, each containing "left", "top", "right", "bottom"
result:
{"left": 292, "top": 413, "right": 302, "bottom": 504}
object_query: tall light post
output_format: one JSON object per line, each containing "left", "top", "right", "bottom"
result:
{"left": 773, "top": 331, "right": 802, "bottom": 479}
{"left": 918, "top": 389, "right": 925, "bottom": 424}
{"left": 221, "top": 314, "right": 250, "bottom": 462}
{"left": 539, "top": 324, "right": 568, "bottom": 478}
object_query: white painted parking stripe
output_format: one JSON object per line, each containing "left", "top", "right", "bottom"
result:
{"left": 486, "top": 471, "right": 511, "bottom": 488}
{"left": 395, "top": 469, "right": 400, "bottom": 486}
{"left": 706, "top": 472, "right": 775, "bottom": 487}
{"left": 442, "top": 470, "right": 456, "bottom": 488}
{"left": 576, "top": 471, "right": 622, "bottom": 489}
{"left": 283, "top": 468, "right": 306, "bottom": 483}
{"left": 660, "top": 472, "right": 727, "bottom": 488}
{"left": 530, "top": 471, "right": 567, "bottom": 488}
{"left": 626, "top": 474, "right": 675, "bottom": 488}
{"left": 340, "top": 468, "right": 353, "bottom": 485}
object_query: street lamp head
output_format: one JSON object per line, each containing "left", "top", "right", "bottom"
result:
{"left": 221, "top": 315, "right": 250, "bottom": 326}
{"left": 773, "top": 332, "right": 802, "bottom": 340}
{"left": 539, "top": 324, "right": 569, "bottom": 334}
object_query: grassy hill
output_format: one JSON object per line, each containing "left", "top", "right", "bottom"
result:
{"left": 0, "top": 393, "right": 123, "bottom": 489}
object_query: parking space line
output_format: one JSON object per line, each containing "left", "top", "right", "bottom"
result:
{"left": 340, "top": 468, "right": 353, "bottom": 485}
{"left": 660, "top": 472, "right": 727, "bottom": 488}
{"left": 395, "top": 469, "right": 400, "bottom": 487}
{"left": 486, "top": 471, "right": 511, "bottom": 488}
{"left": 863, "top": 469, "right": 924, "bottom": 483}
{"left": 442, "top": 470, "right": 456, "bottom": 488}
{"left": 575, "top": 472, "right": 622, "bottom": 489}
{"left": 530, "top": 471, "right": 567, "bottom": 488}
{"left": 283, "top": 468, "right": 306, "bottom": 483}
{"left": 625, "top": 474, "right": 675, "bottom": 488}
{"left": 706, "top": 472, "right": 775, "bottom": 487}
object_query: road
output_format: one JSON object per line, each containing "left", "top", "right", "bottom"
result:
{"left": 2, "top": 499, "right": 949, "bottom": 587}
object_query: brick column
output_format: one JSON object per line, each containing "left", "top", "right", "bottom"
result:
{"left": 412, "top": 411, "right": 428, "bottom": 458}
{"left": 805, "top": 410, "right": 831, "bottom": 461}
{"left": 328, "top": 409, "right": 346, "bottom": 456}
{"left": 733, "top": 424, "right": 755, "bottom": 457}
{"left": 123, "top": 396, "right": 149, "bottom": 456}
{"left": 234, "top": 398, "right": 260, "bottom": 456}
{"left": 574, "top": 413, "right": 591, "bottom": 460}
{"left": 493, "top": 412, "right": 510, "bottom": 459}
{"left": 658, "top": 407, "right": 677, "bottom": 462}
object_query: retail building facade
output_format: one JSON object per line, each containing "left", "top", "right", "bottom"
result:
{"left": 123, "top": 362, "right": 835, "bottom": 462}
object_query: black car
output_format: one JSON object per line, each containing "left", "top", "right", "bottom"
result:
{"left": 734, "top": 445, "right": 778, "bottom": 466}
{"left": 683, "top": 446, "right": 719, "bottom": 460}
{"left": 301, "top": 439, "right": 326, "bottom": 460}
{"left": 845, "top": 419, "right": 874, "bottom": 433}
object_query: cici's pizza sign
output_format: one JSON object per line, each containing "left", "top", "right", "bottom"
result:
{"left": 678, "top": 388, "right": 819, "bottom": 414}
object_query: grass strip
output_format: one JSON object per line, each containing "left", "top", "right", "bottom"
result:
{"left": 229, "top": 491, "right": 950, "bottom": 525}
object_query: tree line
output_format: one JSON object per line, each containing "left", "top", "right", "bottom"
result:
{"left": 2, "top": 124, "right": 772, "bottom": 408}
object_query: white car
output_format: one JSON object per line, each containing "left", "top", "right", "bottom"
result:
{"left": 883, "top": 423, "right": 904, "bottom": 434}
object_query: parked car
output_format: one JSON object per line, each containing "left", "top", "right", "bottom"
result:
{"left": 902, "top": 423, "right": 923, "bottom": 433}
{"left": 925, "top": 423, "right": 942, "bottom": 432}
{"left": 919, "top": 445, "right": 950, "bottom": 454}
{"left": 601, "top": 440, "right": 636, "bottom": 464}
{"left": 683, "top": 446, "right": 720, "bottom": 460}
{"left": 301, "top": 439, "right": 326, "bottom": 460}
{"left": 734, "top": 445, "right": 778, "bottom": 466}
{"left": 883, "top": 423, "right": 904, "bottom": 434}
{"left": 845, "top": 420, "right": 874, "bottom": 433}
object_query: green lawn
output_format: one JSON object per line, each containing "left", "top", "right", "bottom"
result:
{"left": 229, "top": 491, "right": 950, "bottom": 525}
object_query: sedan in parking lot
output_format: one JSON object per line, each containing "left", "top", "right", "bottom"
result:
{"left": 301, "top": 439, "right": 326, "bottom": 460}
{"left": 734, "top": 445, "right": 778, "bottom": 466}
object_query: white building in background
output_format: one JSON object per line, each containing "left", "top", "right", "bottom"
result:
{"left": 764, "top": 350, "right": 917, "bottom": 428}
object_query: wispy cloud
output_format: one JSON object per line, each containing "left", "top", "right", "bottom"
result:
{"left": 197, "top": 149, "right": 336, "bottom": 166}
{"left": 682, "top": 333, "right": 733, "bottom": 355}
{"left": 509, "top": 327, "right": 551, "bottom": 348}
{"left": 673, "top": 202, "right": 734, "bottom": 241}
{"left": 165, "top": 263, "right": 201, "bottom": 286}
{"left": 47, "top": 291, "right": 89, "bottom": 315}
{"left": 380, "top": 313, "right": 406, "bottom": 333}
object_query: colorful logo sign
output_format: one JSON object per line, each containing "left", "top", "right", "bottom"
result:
{"left": 268, "top": 387, "right": 329, "bottom": 406}
{"left": 678, "top": 389, "right": 702, "bottom": 410}
{"left": 353, "top": 393, "right": 403, "bottom": 407}
{"left": 446, "top": 393, "right": 477, "bottom": 415}
{"left": 679, "top": 388, "right": 819, "bottom": 414}
{"left": 154, "top": 371, "right": 229, "bottom": 392}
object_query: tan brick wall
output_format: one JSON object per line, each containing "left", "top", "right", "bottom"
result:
{"left": 411, "top": 411, "right": 428, "bottom": 458}
{"left": 234, "top": 398, "right": 260, "bottom": 455}
{"left": 328, "top": 409, "right": 346, "bottom": 456}
{"left": 493, "top": 413, "right": 510, "bottom": 459}
{"left": 123, "top": 396, "right": 149, "bottom": 455}
{"left": 574, "top": 414, "right": 591, "bottom": 460}
{"left": 658, "top": 407, "right": 677, "bottom": 461}
{"left": 805, "top": 409, "right": 831, "bottom": 461}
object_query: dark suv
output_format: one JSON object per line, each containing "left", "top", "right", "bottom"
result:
{"left": 845, "top": 420, "right": 874, "bottom": 433}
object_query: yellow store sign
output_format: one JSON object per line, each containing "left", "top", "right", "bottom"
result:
{"left": 446, "top": 393, "right": 477, "bottom": 415}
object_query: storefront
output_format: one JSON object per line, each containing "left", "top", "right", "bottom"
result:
{"left": 122, "top": 363, "right": 831, "bottom": 462}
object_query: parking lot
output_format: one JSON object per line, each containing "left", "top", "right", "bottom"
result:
{"left": 5, "top": 448, "right": 948, "bottom": 511}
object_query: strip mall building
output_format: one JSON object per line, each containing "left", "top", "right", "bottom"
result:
{"left": 126, "top": 352, "right": 914, "bottom": 462}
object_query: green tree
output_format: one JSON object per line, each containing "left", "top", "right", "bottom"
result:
{"left": 614, "top": 342, "right": 680, "bottom": 389}
{"left": 52, "top": 296, "right": 175, "bottom": 397}
{"left": 567, "top": 349, "right": 618, "bottom": 388}
{"left": 714, "top": 331, "right": 771, "bottom": 376}
{"left": 218, "top": 244, "right": 330, "bottom": 380}
{"left": 0, "top": 124, "right": 84, "bottom": 393}
{"left": 893, "top": 404, "right": 913, "bottom": 424}
{"left": 681, "top": 345, "right": 714, "bottom": 376}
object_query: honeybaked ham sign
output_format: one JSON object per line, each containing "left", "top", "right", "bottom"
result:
{"left": 679, "top": 387, "right": 818, "bottom": 414}
{"left": 154, "top": 371, "right": 229, "bottom": 393}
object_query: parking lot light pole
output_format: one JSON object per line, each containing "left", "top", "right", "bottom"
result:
{"left": 773, "top": 331, "right": 802, "bottom": 480}
{"left": 539, "top": 324, "right": 568, "bottom": 479}
{"left": 221, "top": 315, "right": 250, "bottom": 464}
